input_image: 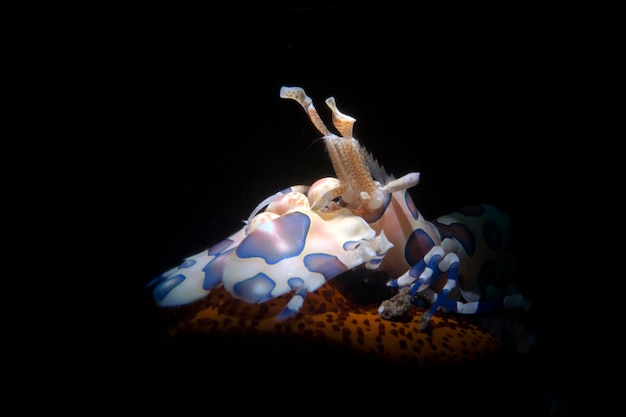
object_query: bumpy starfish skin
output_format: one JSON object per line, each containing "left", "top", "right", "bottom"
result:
{"left": 157, "top": 279, "right": 502, "bottom": 366}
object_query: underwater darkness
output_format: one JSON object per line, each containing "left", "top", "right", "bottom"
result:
{"left": 49, "top": 4, "right": 581, "bottom": 415}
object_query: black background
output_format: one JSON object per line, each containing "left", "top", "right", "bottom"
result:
{"left": 30, "top": 4, "right": 586, "bottom": 415}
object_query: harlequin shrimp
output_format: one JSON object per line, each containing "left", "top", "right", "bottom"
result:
{"left": 147, "top": 86, "right": 530, "bottom": 345}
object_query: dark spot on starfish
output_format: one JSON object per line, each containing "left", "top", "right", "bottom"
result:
{"left": 356, "top": 328, "right": 364, "bottom": 345}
